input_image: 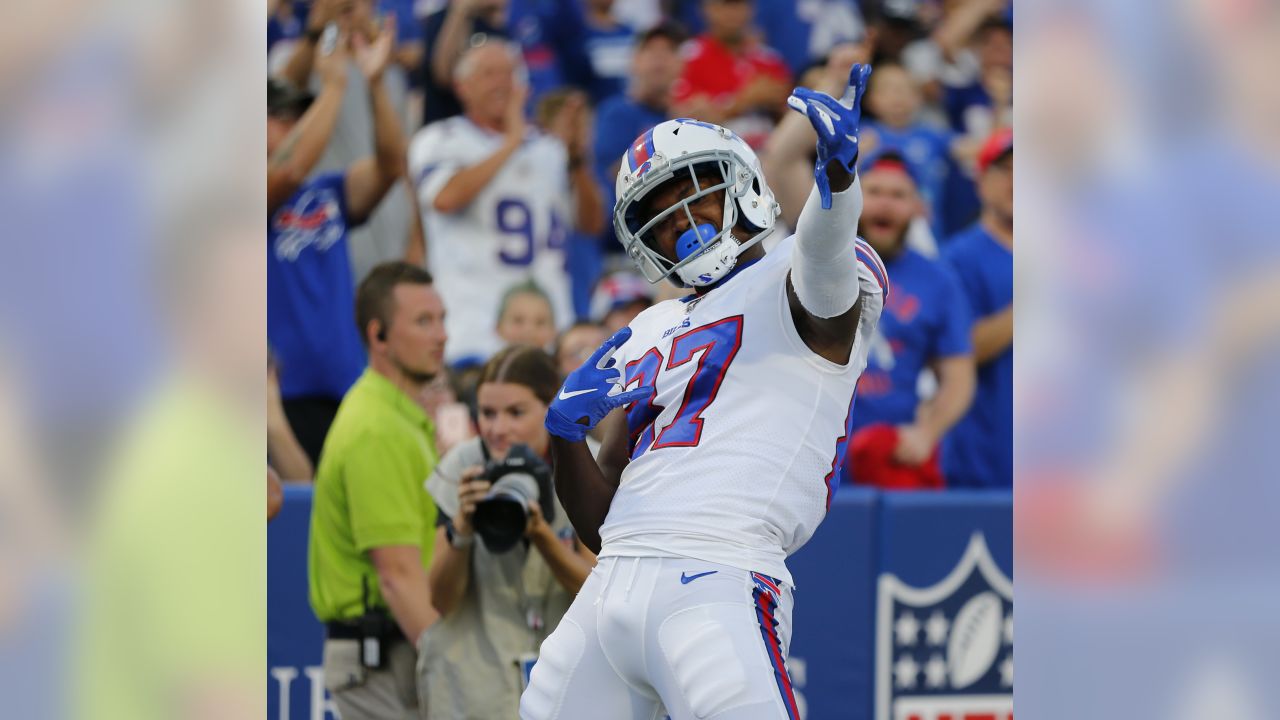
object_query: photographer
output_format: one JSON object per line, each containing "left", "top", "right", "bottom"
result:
{"left": 419, "top": 346, "right": 595, "bottom": 719}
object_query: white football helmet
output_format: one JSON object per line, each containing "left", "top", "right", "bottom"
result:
{"left": 614, "top": 118, "right": 780, "bottom": 288}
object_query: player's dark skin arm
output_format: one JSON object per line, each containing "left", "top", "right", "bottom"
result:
{"left": 550, "top": 409, "right": 630, "bottom": 553}
{"left": 786, "top": 160, "right": 864, "bottom": 365}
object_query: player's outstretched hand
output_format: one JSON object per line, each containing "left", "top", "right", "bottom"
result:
{"left": 546, "top": 327, "right": 653, "bottom": 442}
{"left": 786, "top": 63, "right": 872, "bottom": 209}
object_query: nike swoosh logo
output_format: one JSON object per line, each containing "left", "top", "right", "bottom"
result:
{"left": 680, "top": 570, "right": 718, "bottom": 585}
{"left": 558, "top": 388, "right": 596, "bottom": 400}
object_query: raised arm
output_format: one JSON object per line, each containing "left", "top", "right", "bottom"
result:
{"left": 278, "top": 0, "right": 337, "bottom": 89}
{"left": 784, "top": 65, "right": 884, "bottom": 364}
{"left": 548, "top": 93, "right": 605, "bottom": 236}
{"left": 431, "top": 0, "right": 480, "bottom": 87}
{"left": 545, "top": 329, "right": 652, "bottom": 553}
{"left": 932, "top": 0, "right": 1007, "bottom": 61}
{"left": 268, "top": 37, "right": 349, "bottom": 214}
{"left": 762, "top": 46, "right": 866, "bottom": 228}
{"left": 345, "top": 17, "right": 406, "bottom": 225}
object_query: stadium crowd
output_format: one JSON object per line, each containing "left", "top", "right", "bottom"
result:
{"left": 267, "top": 0, "right": 1012, "bottom": 716}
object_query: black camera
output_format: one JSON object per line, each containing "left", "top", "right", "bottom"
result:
{"left": 471, "top": 444, "right": 555, "bottom": 553}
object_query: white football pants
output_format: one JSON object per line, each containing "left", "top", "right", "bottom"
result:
{"left": 520, "top": 556, "right": 800, "bottom": 720}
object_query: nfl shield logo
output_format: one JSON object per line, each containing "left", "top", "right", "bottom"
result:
{"left": 876, "top": 533, "right": 1013, "bottom": 720}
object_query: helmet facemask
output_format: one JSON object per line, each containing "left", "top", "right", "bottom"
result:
{"left": 618, "top": 149, "right": 770, "bottom": 288}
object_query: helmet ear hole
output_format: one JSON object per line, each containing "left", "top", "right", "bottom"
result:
{"left": 751, "top": 177, "right": 761, "bottom": 195}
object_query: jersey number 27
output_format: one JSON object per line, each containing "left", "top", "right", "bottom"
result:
{"left": 624, "top": 315, "right": 744, "bottom": 459}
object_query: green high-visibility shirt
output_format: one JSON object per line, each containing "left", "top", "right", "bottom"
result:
{"left": 309, "top": 369, "right": 439, "bottom": 621}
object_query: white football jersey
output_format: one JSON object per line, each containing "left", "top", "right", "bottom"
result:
{"left": 598, "top": 234, "right": 888, "bottom": 586}
{"left": 408, "top": 117, "right": 575, "bottom": 362}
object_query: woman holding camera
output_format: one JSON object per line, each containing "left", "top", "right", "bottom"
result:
{"left": 418, "top": 345, "right": 596, "bottom": 719}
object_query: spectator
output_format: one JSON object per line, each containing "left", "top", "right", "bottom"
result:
{"left": 589, "top": 271, "right": 654, "bottom": 333}
{"left": 420, "top": 345, "right": 595, "bottom": 719}
{"left": 899, "top": 1, "right": 1012, "bottom": 236}
{"left": 423, "top": 0, "right": 595, "bottom": 125}
{"left": 673, "top": 0, "right": 792, "bottom": 148}
{"left": 422, "top": 0, "right": 512, "bottom": 124}
{"left": 844, "top": 150, "right": 975, "bottom": 489}
{"left": 866, "top": 0, "right": 924, "bottom": 65}
{"left": 553, "top": 321, "right": 607, "bottom": 379}
{"left": 308, "top": 262, "right": 448, "bottom": 719}
{"left": 947, "top": 17, "right": 1015, "bottom": 141}
{"left": 942, "top": 128, "right": 1012, "bottom": 488}
{"left": 593, "top": 21, "right": 688, "bottom": 259}
{"left": 755, "top": 0, "right": 867, "bottom": 76}
{"left": 861, "top": 62, "right": 963, "bottom": 237}
{"left": 917, "top": 1, "right": 1012, "bottom": 136}
{"left": 495, "top": 281, "right": 557, "bottom": 351}
{"left": 268, "top": 20, "right": 406, "bottom": 464}
{"left": 268, "top": 353, "right": 314, "bottom": 481}
{"left": 276, "top": 0, "right": 423, "bottom": 283}
{"left": 409, "top": 41, "right": 604, "bottom": 365}
{"left": 582, "top": 0, "right": 638, "bottom": 104}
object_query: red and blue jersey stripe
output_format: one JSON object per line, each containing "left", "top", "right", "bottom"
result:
{"left": 822, "top": 388, "right": 858, "bottom": 509}
{"left": 855, "top": 238, "right": 890, "bottom": 300}
{"left": 750, "top": 574, "right": 800, "bottom": 720}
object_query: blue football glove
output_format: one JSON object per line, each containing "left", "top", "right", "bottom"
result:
{"left": 546, "top": 327, "right": 654, "bottom": 442}
{"left": 786, "top": 63, "right": 872, "bottom": 209}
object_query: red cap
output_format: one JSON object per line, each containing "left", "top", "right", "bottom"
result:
{"left": 976, "top": 127, "right": 1013, "bottom": 174}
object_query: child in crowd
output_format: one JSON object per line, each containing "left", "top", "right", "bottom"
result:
{"left": 495, "top": 282, "right": 557, "bottom": 351}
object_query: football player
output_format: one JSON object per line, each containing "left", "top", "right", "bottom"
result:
{"left": 520, "top": 65, "right": 885, "bottom": 719}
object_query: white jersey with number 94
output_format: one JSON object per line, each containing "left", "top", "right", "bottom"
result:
{"left": 409, "top": 116, "right": 574, "bottom": 362}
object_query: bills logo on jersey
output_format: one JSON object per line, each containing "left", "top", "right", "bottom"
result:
{"left": 876, "top": 533, "right": 1013, "bottom": 720}
{"left": 662, "top": 317, "right": 691, "bottom": 339}
{"left": 272, "top": 185, "right": 344, "bottom": 261}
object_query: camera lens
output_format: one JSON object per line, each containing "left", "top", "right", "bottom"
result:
{"left": 472, "top": 473, "right": 539, "bottom": 553}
